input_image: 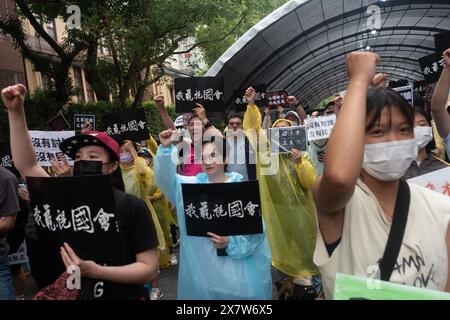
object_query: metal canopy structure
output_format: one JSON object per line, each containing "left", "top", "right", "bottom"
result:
{"left": 206, "top": 0, "right": 450, "bottom": 110}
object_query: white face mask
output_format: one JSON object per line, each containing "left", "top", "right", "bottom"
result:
{"left": 362, "top": 139, "right": 418, "bottom": 181}
{"left": 414, "top": 126, "right": 433, "bottom": 149}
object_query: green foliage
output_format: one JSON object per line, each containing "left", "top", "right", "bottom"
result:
{"left": 0, "top": 90, "right": 177, "bottom": 145}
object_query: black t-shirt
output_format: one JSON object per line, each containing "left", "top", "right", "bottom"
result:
{"left": 0, "top": 167, "right": 19, "bottom": 259}
{"left": 79, "top": 189, "right": 158, "bottom": 300}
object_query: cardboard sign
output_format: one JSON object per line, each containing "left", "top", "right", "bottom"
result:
{"left": 7, "top": 242, "right": 29, "bottom": 266}
{"left": 269, "top": 126, "right": 308, "bottom": 153}
{"left": 233, "top": 84, "right": 267, "bottom": 111}
{"left": 104, "top": 108, "right": 150, "bottom": 143}
{"left": 334, "top": 273, "right": 450, "bottom": 300}
{"left": 407, "top": 167, "right": 450, "bottom": 197}
{"left": 434, "top": 30, "right": 450, "bottom": 59}
{"left": 29, "top": 130, "right": 75, "bottom": 166}
{"left": 27, "top": 175, "right": 125, "bottom": 264}
{"left": 175, "top": 77, "right": 224, "bottom": 113}
{"left": 305, "top": 115, "right": 336, "bottom": 141}
{"left": 47, "top": 113, "right": 70, "bottom": 131}
{"left": 418, "top": 53, "right": 445, "bottom": 84}
{"left": 181, "top": 181, "right": 263, "bottom": 237}
{"left": 393, "top": 85, "right": 414, "bottom": 106}
{"left": 266, "top": 91, "right": 289, "bottom": 109}
{"left": 74, "top": 114, "right": 96, "bottom": 134}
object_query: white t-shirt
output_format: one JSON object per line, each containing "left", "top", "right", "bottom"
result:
{"left": 314, "top": 179, "right": 450, "bottom": 299}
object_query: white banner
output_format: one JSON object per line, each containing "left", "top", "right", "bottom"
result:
{"left": 407, "top": 167, "right": 450, "bottom": 197}
{"left": 29, "top": 130, "right": 75, "bottom": 166}
{"left": 305, "top": 115, "right": 336, "bottom": 141}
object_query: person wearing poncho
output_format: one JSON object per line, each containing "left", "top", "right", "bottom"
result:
{"left": 243, "top": 87, "right": 319, "bottom": 297}
{"left": 154, "top": 129, "right": 272, "bottom": 300}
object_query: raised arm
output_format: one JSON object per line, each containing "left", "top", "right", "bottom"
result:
{"left": 1, "top": 84, "right": 48, "bottom": 178}
{"left": 155, "top": 95, "right": 176, "bottom": 130}
{"left": 154, "top": 129, "right": 181, "bottom": 205}
{"left": 313, "top": 52, "right": 380, "bottom": 216}
{"left": 431, "top": 49, "right": 450, "bottom": 140}
{"left": 243, "top": 87, "right": 262, "bottom": 132}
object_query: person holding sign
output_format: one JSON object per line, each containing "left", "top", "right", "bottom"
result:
{"left": 403, "top": 107, "right": 449, "bottom": 180}
{"left": 243, "top": 87, "right": 319, "bottom": 300}
{"left": 313, "top": 52, "right": 450, "bottom": 300}
{"left": 154, "top": 129, "right": 272, "bottom": 300}
{"left": 1, "top": 84, "right": 159, "bottom": 299}
{"left": 432, "top": 48, "right": 450, "bottom": 158}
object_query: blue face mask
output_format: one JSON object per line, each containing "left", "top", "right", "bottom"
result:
{"left": 120, "top": 152, "right": 133, "bottom": 164}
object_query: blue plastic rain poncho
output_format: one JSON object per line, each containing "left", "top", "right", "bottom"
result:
{"left": 154, "top": 144, "right": 272, "bottom": 300}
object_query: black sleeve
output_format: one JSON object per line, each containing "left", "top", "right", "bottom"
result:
{"left": 130, "top": 198, "right": 158, "bottom": 254}
{"left": 0, "top": 172, "right": 19, "bottom": 216}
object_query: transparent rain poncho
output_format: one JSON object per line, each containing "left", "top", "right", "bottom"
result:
{"left": 243, "top": 104, "right": 319, "bottom": 278}
{"left": 155, "top": 145, "right": 272, "bottom": 300}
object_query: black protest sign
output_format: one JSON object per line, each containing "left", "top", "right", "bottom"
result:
{"left": 393, "top": 85, "right": 413, "bottom": 106}
{"left": 266, "top": 90, "right": 289, "bottom": 109}
{"left": 232, "top": 84, "right": 267, "bottom": 111}
{"left": 74, "top": 114, "right": 96, "bottom": 134}
{"left": 434, "top": 31, "right": 450, "bottom": 59}
{"left": 413, "top": 80, "right": 427, "bottom": 96}
{"left": 181, "top": 181, "right": 263, "bottom": 237}
{"left": 48, "top": 113, "right": 71, "bottom": 131}
{"left": 26, "top": 175, "right": 125, "bottom": 264}
{"left": 269, "top": 126, "right": 308, "bottom": 153}
{"left": 175, "top": 77, "right": 224, "bottom": 113}
{"left": 104, "top": 108, "right": 149, "bottom": 143}
{"left": 418, "top": 53, "right": 445, "bottom": 84}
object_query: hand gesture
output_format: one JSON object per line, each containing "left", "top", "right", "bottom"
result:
{"left": 1, "top": 84, "right": 26, "bottom": 112}
{"left": 245, "top": 87, "right": 256, "bottom": 105}
{"left": 345, "top": 52, "right": 380, "bottom": 85}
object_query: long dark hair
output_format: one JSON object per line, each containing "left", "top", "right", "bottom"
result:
{"left": 366, "top": 87, "right": 414, "bottom": 131}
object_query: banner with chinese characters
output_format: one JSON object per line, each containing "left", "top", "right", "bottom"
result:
{"left": 29, "top": 130, "right": 75, "bottom": 166}
{"left": 232, "top": 84, "right": 267, "bottom": 111}
{"left": 269, "top": 126, "right": 308, "bottom": 153}
{"left": 393, "top": 85, "right": 414, "bottom": 106}
{"left": 74, "top": 114, "right": 96, "bottom": 134}
{"left": 175, "top": 77, "right": 224, "bottom": 113}
{"left": 181, "top": 181, "right": 263, "bottom": 237}
{"left": 266, "top": 91, "right": 289, "bottom": 109}
{"left": 418, "top": 53, "right": 445, "bottom": 85}
{"left": 26, "top": 175, "right": 125, "bottom": 264}
{"left": 7, "top": 242, "right": 29, "bottom": 266}
{"left": 407, "top": 167, "right": 450, "bottom": 197}
{"left": 334, "top": 273, "right": 450, "bottom": 300}
{"left": 103, "top": 108, "right": 149, "bottom": 143}
{"left": 305, "top": 115, "right": 336, "bottom": 141}
{"left": 413, "top": 80, "right": 428, "bottom": 97}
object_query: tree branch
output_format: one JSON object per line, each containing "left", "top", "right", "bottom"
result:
{"left": 14, "top": 0, "right": 67, "bottom": 59}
